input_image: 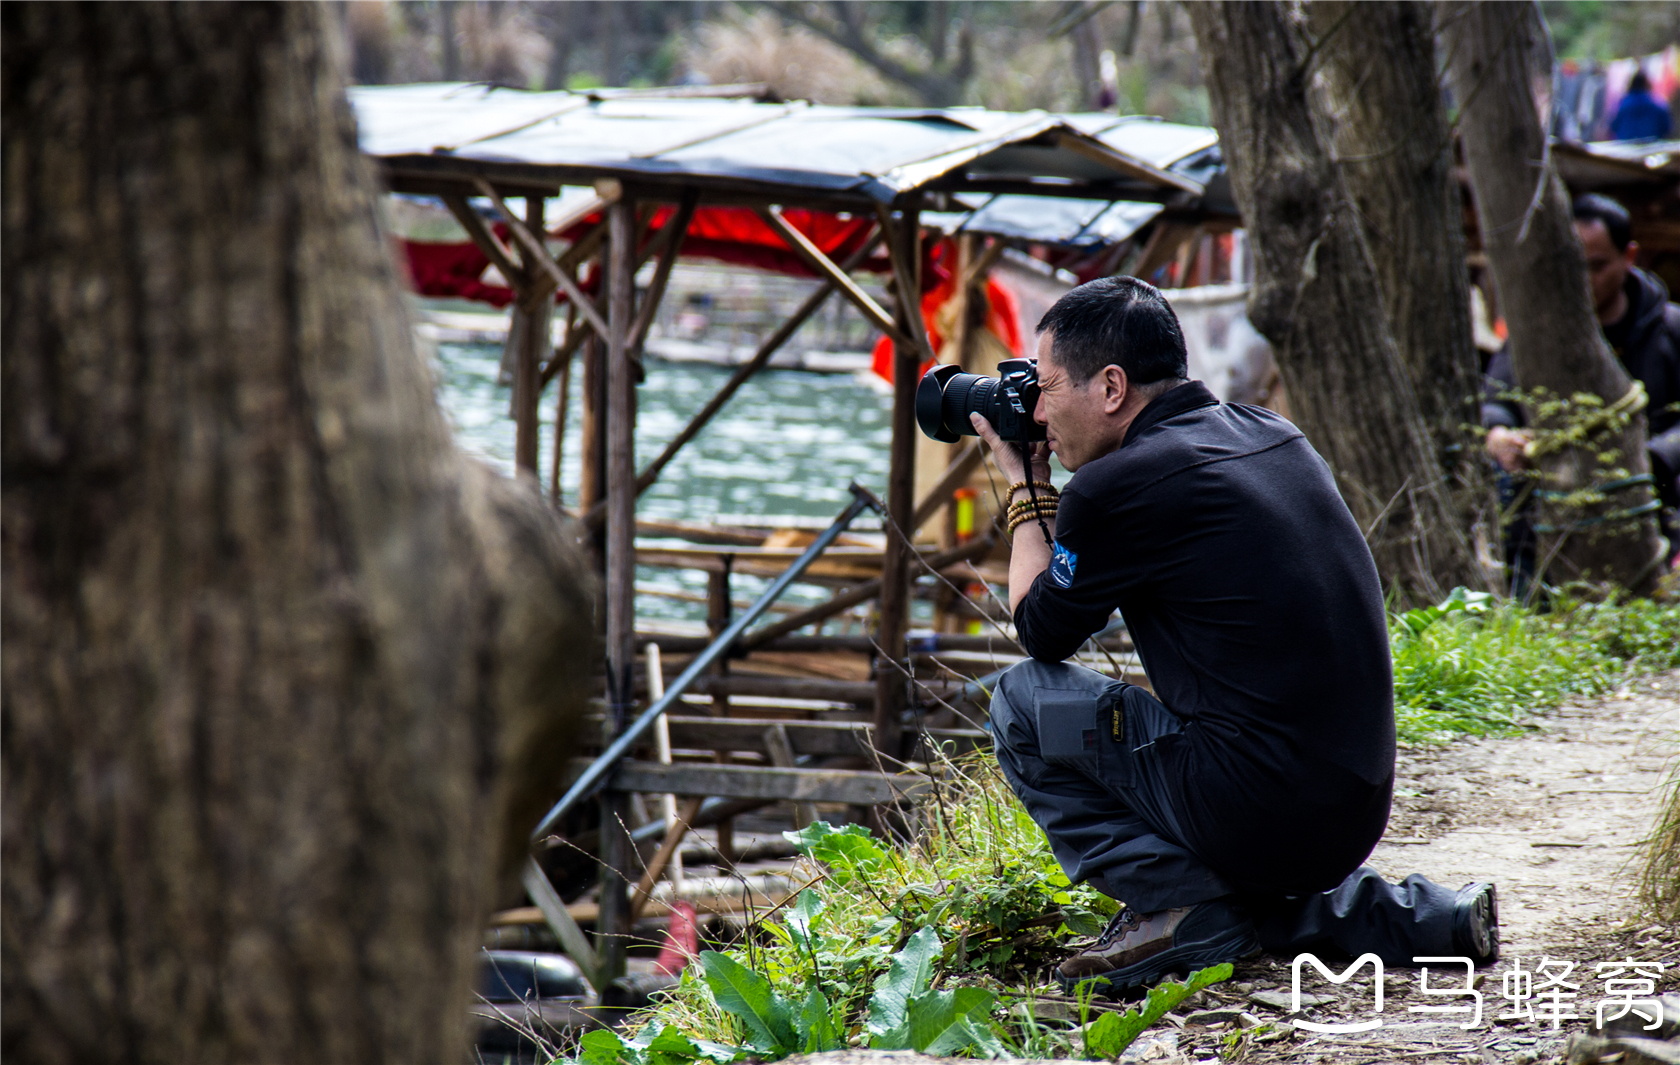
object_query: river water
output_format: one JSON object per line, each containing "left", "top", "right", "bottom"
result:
{"left": 431, "top": 337, "right": 899, "bottom": 627}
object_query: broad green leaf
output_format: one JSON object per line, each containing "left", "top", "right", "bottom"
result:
{"left": 1060, "top": 905, "right": 1104, "bottom": 938}
{"left": 699, "top": 951, "right": 798, "bottom": 1054}
{"left": 1081, "top": 963, "right": 1233, "bottom": 1059}
{"left": 866, "top": 926, "right": 943, "bottom": 1047}
{"left": 906, "top": 986, "right": 998, "bottom": 1055}
{"left": 782, "top": 821, "right": 886, "bottom": 884}
{"left": 798, "top": 984, "right": 844, "bottom": 1053}
{"left": 643, "top": 1024, "right": 705, "bottom": 1065}
{"left": 785, "top": 889, "right": 825, "bottom": 952}
{"left": 580, "top": 1027, "right": 635, "bottom": 1065}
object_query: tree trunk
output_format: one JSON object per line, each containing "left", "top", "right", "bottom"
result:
{"left": 1443, "top": 2, "right": 1666, "bottom": 593}
{"left": 1308, "top": 2, "right": 1485, "bottom": 505}
{"left": 1, "top": 4, "right": 598, "bottom": 1062}
{"left": 1187, "top": 1, "right": 1482, "bottom": 603}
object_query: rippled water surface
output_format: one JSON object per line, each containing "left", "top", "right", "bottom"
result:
{"left": 432, "top": 337, "right": 896, "bottom": 624}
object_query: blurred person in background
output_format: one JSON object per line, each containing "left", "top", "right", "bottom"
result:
{"left": 1610, "top": 70, "right": 1672, "bottom": 141}
{"left": 1484, "top": 193, "right": 1680, "bottom": 584}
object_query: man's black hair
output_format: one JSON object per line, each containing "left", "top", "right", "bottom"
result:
{"left": 1572, "top": 192, "right": 1633, "bottom": 252}
{"left": 1628, "top": 69, "right": 1652, "bottom": 94}
{"left": 1036, "top": 276, "right": 1188, "bottom": 386}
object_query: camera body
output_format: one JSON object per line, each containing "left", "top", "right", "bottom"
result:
{"left": 915, "top": 358, "right": 1046, "bottom": 443}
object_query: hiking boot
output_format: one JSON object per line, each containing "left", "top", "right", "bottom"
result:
{"left": 1453, "top": 882, "right": 1499, "bottom": 966}
{"left": 1056, "top": 898, "right": 1260, "bottom": 993}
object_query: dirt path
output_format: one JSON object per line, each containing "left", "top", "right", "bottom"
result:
{"left": 1171, "top": 669, "right": 1680, "bottom": 1065}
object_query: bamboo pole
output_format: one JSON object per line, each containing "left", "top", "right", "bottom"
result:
{"left": 597, "top": 195, "right": 639, "bottom": 985}
{"left": 647, "top": 643, "right": 683, "bottom": 889}
{"left": 755, "top": 206, "right": 912, "bottom": 348}
{"left": 514, "top": 195, "right": 547, "bottom": 475}
{"left": 550, "top": 305, "right": 576, "bottom": 505}
{"left": 629, "top": 190, "right": 700, "bottom": 358}
{"left": 628, "top": 796, "right": 704, "bottom": 922}
{"left": 871, "top": 203, "right": 925, "bottom": 760}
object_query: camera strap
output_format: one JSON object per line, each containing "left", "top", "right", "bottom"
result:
{"left": 1017, "top": 442, "right": 1057, "bottom": 549}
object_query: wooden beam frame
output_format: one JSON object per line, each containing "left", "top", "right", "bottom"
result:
{"left": 910, "top": 440, "right": 984, "bottom": 534}
{"left": 472, "top": 176, "right": 611, "bottom": 339}
{"left": 441, "top": 194, "right": 527, "bottom": 291}
{"left": 736, "top": 534, "right": 995, "bottom": 651}
{"left": 755, "top": 206, "right": 913, "bottom": 349}
{"left": 591, "top": 760, "right": 934, "bottom": 805}
{"left": 629, "top": 189, "right": 700, "bottom": 358}
{"left": 870, "top": 203, "right": 927, "bottom": 760}
{"left": 578, "top": 228, "right": 886, "bottom": 532}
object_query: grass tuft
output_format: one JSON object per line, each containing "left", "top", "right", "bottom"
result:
{"left": 1391, "top": 593, "right": 1680, "bottom": 742}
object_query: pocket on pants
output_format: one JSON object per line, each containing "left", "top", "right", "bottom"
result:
{"left": 1034, "top": 687, "right": 1125, "bottom": 784}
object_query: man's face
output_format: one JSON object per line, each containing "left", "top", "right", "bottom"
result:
{"left": 1032, "top": 332, "right": 1120, "bottom": 472}
{"left": 1576, "top": 219, "right": 1633, "bottom": 320}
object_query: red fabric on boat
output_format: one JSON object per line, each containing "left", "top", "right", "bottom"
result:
{"left": 397, "top": 204, "right": 889, "bottom": 309}
{"left": 869, "top": 239, "right": 1025, "bottom": 384}
{"left": 403, "top": 238, "right": 517, "bottom": 307}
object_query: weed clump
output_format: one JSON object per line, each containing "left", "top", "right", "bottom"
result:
{"left": 1391, "top": 589, "right": 1680, "bottom": 742}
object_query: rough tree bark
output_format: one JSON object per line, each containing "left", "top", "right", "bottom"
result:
{"left": 1308, "top": 1, "right": 1486, "bottom": 501}
{"left": 2, "top": 4, "right": 597, "bottom": 1062}
{"left": 1187, "top": 1, "right": 1483, "bottom": 602}
{"left": 1443, "top": 2, "right": 1667, "bottom": 593}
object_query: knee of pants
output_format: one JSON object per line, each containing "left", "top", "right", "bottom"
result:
{"left": 987, "top": 658, "right": 1095, "bottom": 759}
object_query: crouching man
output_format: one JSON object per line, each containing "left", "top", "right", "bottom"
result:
{"left": 971, "top": 277, "right": 1498, "bottom": 993}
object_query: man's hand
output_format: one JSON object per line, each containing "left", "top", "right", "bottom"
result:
{"left": 1486, "top": 426, "right": 1532, "bottom": 473}
{"left": 969, "top": 412, "right": 1053, "bottom": 484}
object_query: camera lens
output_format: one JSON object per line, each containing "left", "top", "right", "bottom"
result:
{"left": 915, "top": 362, "right": 1045, "bottom": 443}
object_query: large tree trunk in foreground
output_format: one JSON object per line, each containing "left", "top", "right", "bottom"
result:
{"left": 1444, "top": 2, "right": 1666, "bottom": 594}
{"left": 2, "top": 4, "right": 598, "bottom": 1062}
{"left": 1188, "top": 1, "right": 1482, "bottom": 603}
{"left": 1309, "top": 1, "right": 1487, "bottom": 513}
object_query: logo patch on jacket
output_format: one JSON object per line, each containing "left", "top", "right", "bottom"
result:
{"left": 1049, "top": 540, "right": 1078, "bottom": 588}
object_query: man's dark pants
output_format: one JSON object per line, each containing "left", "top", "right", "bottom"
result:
{"left": 989, "top": 659, "right": 1463, "bottom": 965}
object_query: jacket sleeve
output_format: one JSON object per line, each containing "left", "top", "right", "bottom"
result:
{"left": 1481, "top": 346, "right": 1523, "bottom": 429}
{"left": 1012, "top": 487, "right": 1125, "bottom": 663}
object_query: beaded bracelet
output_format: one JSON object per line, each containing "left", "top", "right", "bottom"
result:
{"left": 1007, "top": 504, "right": 1058, "bottom": 536}
{"left": 1006, "top": 497, "right": 1059, "bottom": 515}
{"left": 1001, "top": 503, "right": 1055, "bottom": 524}
{"left": 1007, "top": 512, "right": 1055, "bottom": 536}
{"left": 1007, "top": 479, "right": 1060, "bottom": 499}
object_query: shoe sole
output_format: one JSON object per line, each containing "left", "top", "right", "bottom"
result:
{"left": 1458, "top": 882, "right": 1499, "bottom": 964}
{"left": 1056, "top": 926, "right": 1262, "bottom": 994}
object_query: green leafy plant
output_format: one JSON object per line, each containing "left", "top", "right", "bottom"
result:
{"left": 1078, "top": 963, "right": 1231, "bottom": 1059}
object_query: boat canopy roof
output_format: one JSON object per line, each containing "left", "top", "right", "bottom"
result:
{"left": 349, "top": 83, "right": 1205, "bottom": 210}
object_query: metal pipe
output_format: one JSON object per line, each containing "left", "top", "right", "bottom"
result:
{"left": 531, "top": 484, "right": 880, "bottom": 839}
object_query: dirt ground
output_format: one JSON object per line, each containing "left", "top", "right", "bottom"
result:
{"left": 1163, "top": 668, "right": 1680, "bottom": 1065}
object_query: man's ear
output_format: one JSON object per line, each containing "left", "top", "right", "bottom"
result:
{"left": 1102, "top": 365, "right": 1129, "bottom": 414}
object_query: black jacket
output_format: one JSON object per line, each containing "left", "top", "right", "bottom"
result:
{"left": 1014, "top": 382, "right": 1395, "bottom": 892}
{"left": 1482, "top": 266, "right": 1680, "bottom": 503}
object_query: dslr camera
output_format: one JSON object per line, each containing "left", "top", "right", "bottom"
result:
{"left": 915, "top": 358, "right": 1046, "bottom": 443}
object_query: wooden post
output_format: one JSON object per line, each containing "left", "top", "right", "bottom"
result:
{"left": 705, "top": 560, "right": 736, "bottom": 864}
{"left": 873, "top": 204, "right": 923, "bottom": 763}
{"left": 578, "top": 240, "right": 610, "bottom": 560}
{"left": 550, "top": 306, "right": 575, "bottom": 506}
{"left": 596, "top": 195, "right": 639, "bottom": 985}
{"left": 514, "top": 196, "right": 548, "bottom": 476}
